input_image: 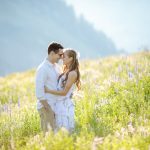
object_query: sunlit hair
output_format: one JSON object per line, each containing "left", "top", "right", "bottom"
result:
{"left": 58, "top": 49, "right": 81, "bottom": 90}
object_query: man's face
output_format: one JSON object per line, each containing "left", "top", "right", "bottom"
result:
{"left": 54, "top": 49, "right": 64, "bottom": 63}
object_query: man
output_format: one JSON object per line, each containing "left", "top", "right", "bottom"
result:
{"left": 35, "top": 42, "right": 64, "bottom": 133}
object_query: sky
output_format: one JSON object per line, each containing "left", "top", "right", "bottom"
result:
{"left": 64, "top": 0, "right": 150, "bottom": 53}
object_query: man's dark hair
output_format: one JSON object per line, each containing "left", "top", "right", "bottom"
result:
{"left": 48, "top": 42, "right": 64, "bottom": 54}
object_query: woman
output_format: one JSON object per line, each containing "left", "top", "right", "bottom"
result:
{"left": 45, "top": 49, "right": 81, "bottom": 132}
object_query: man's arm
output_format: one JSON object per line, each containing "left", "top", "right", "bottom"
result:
{"left": 45, "top": 71, "right": 77, "bottom": 96}
{"left": 35, "top": 67, "right": 50, "bottom": 110}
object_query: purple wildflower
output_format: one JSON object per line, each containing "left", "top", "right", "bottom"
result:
{"left": 18, "top": 98, "right": 20, "bottom": 108}
{"left": 128, "top": 71, "right": 134, "bottom": 79}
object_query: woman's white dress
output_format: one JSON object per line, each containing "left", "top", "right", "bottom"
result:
{"left": 54, "top": 75, "right": 75, "bottom": 131}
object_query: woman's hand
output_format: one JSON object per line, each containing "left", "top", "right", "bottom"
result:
{"left": 44, "top": 86, "right": 50, "bottom": 93}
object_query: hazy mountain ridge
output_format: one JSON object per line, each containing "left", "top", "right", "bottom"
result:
{"left": 0, "top": 0, "right": 119, "bottom": 76}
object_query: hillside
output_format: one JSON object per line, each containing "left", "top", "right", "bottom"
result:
{"left": 0, "top": 51, "right": 150, "bottom": 149}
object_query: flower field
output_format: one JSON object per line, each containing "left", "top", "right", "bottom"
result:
{"left": 0, "top": 51, "right": 150, "bottom": 150}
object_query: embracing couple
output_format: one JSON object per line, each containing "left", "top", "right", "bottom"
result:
{"left": 35, "top": 42, "right": 81, "bottom": 133}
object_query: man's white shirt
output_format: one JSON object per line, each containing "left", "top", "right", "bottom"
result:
{"left": 35, "top": 57, "right": 61, "bottom": 110}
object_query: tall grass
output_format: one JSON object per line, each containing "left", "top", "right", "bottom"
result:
{"left": 0, "top": 51, "right": 150, "bottom": 149}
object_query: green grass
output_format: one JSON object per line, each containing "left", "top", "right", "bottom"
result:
{"left": 0, "top": 51, "right": 150, "bottom": 150}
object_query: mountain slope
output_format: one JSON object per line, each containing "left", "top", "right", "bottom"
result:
{"left": 0, "top": 0, "right": 119, "bottom": 76}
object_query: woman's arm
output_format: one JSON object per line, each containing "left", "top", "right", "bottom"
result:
{"left": 45, "top": 71, "right": 77, "bottom": 96}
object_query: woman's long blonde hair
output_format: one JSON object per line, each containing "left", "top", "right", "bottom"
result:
{"left": 58, "top": 49, "right": 81, "bottom": 90}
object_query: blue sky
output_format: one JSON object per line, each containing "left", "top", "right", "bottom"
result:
{"left": 64, "top": 0, "right": 150, "bottom": 52}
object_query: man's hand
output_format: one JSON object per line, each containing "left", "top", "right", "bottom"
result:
{"left": 40, "top": 100, "right": 51, "bottom": 111}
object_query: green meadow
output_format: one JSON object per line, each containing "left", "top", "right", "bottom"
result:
{"left": 0, "top": 51, "right": 150, "bottom": 150}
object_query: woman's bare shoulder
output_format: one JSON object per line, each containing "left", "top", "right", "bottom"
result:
{"left": 68, "top": 70, "right": 77, "bottom": 78}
